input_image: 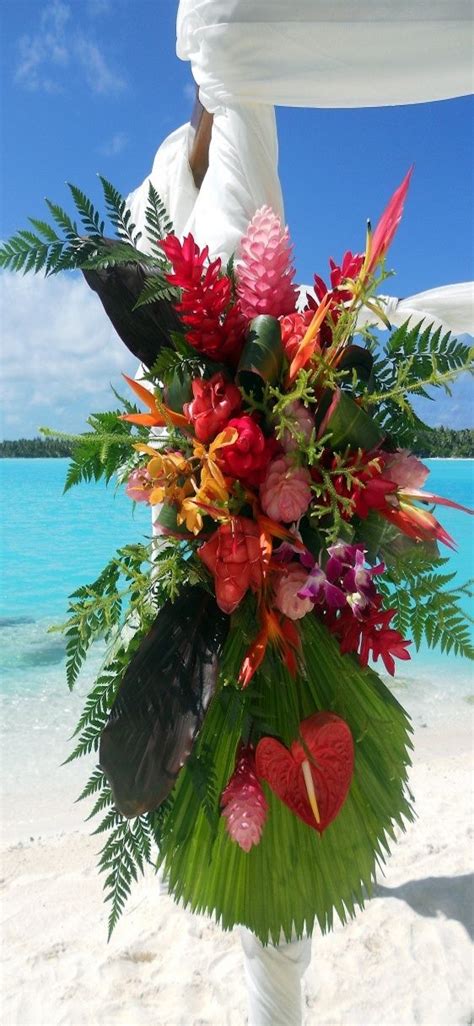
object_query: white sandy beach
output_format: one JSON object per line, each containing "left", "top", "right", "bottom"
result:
{"left": 1, "top": 680, "right": 473, "bottom": 1026}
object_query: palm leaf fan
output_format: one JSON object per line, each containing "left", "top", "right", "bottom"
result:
{"left": 159, "top": 610, "right": 414, "bottom": 944}
{"left": 82, "top": 239, "right": 181, "bottom": 369}
{"left": 99, "top": 586, "right": 229, "bottom": 818}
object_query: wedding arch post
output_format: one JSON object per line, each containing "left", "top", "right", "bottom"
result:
{"left": 83, "top": 6, "right": 473, "bottom": 1022}
{"left": 187, "top": 81, "right": 314, "bottom": 1026}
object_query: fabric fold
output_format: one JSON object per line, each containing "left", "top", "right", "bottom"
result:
{"left": 177, "top": 0, "right": 473, "bottom": 113}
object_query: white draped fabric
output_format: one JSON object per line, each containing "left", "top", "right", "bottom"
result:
{"left": 240, "top": 929, "right": 312, "bottom": 1026}
{"left": 177, "top": 0, "right": 473, "bottom": 112}
{"left": 127, "top": 1, "right": 473, "bottom": 335}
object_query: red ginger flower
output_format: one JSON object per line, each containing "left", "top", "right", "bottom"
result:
{"left": 183, "top": 372, "right": 242, "bottom": 443}
{"left": 198, "top": 516, "right": 264, "bottom": 614}
{"left": 218, "top": 415, "right": 275, "bottom": 487}
{"left": 160, "top": 233, "right": 245, "bottom": 364}
{"left": 221, "top": 745, "right": 268, "bottom": 852}
{"left": 236, "top": 206, "right": 298, "bottom": 320}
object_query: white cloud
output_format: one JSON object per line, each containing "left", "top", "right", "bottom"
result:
{"left": 183, "top": 81, "right": 196, "bottom": 103}
{"left": 99, "top": 131, "right": 128, "bottom": 157}
{"left": 74, "top": 36, "right": 126, "bottom": 96}
{"left": 15, "top": 0, "right": 70, "bottom": 92}
{"left": 0, "top": 271, "right": 138, "bottom": 438}
{"left": 14, "top": 0, "right": 126, "bottom": 96}
{"left": 87, "top": 0, "right": 112, "bottom": 15}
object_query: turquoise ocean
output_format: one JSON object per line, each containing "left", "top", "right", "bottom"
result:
{"left": 0, "top": 458, "right": 472, "bottom": 841}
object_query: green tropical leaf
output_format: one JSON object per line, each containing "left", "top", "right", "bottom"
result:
{"left": 159, "top": 614, "right": 414, "bottom": 944}
{"left": 321, "top": 390, "right": 385, "bottom": 452}
{"left": 237, "top": 316, "right": 284, "bottom": 398}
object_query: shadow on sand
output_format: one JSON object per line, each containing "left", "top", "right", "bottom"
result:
{"left": 374, "top": 874, "right": 474, "bottom": 939}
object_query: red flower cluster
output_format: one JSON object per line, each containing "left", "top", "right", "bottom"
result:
{"left": 308, "top": 250, "right": 365, "bottom": 347}
{"left": 183, "top": 372, "right": 241, "bottom": 443}
{"left": 314, "top": 251, "right": 365, "bottom": 305}
{"left": 160, "top": 234, "right": 245, "bottom": 363}
{"left": 328, "top": 604, "right": 411, "bottom": 677}
{"left": 312, "top": 452, "right": 395, "bottom": 520}
{"left": 198, "top": 516, "right": 264, "bottom": 614}
{"left": 218, "top": 415, "right": 276, "bottom": 487}
{"left": 279, "top": 310, "right": 314, "bottom": 362}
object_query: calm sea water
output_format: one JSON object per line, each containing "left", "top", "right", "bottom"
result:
{"left": 0, "top": 457, "right": 473, "bottom": 680}
{"left": 0, "top": 457, "right": 472, "bottom": 841}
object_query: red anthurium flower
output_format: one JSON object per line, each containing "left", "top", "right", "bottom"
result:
{"left": 198, "top": 516, "right": 264, "bottom": 614}
{"left": 311, "top": 451, "right": 394, "bottom": 521}
{"left": 255, "top": 712, "right": 354, "bottom": 833}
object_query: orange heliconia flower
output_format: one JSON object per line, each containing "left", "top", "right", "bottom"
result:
{"left": 238, "top": 606, "right": 300, "bottom": 688}
{"left": 120, "top": 375, "right": 189, "bottom": 429}
{"left": 286, "top": 294, "right": 332, "bottom": 384}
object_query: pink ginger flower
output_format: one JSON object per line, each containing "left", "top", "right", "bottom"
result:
{"left": 260, "top": 455, "right": 312, "bottom": 523}
{"left": 280, "top": 400, "right": 315, "bottom": 453}
{"left": 236, "top": 206, "right": 298, "bottom": 320}
{"left": 125, "top": 467, "right": 152, "bottom": 503}
{"left": 221, "top": 745, "right": 268, "bottom": 852}
{"left": 273, "top": 564, "right": 314, "bottom": 621}
{"left": 384, "top": 450, "right": 429, "bottom": 491}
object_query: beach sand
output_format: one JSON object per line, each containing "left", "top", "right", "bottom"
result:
{"left": 1, "top": 690, "right": 473, "bottom": 1026}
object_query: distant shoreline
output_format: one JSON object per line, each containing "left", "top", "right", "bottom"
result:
{"left": 2, "top": 455, "right": 474, "bottom": 462}
{"left": 1, "top": 427, "right": 473, "bottom": 460}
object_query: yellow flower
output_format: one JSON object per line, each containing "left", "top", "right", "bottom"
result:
{"left": 177, "top": 468, "right": 231, "bottom": 535}
{"left": 193, "top": 426, "right": 237, "bottom": 493}
{"left": 149, "top": 478, "right": 193, "bottom": 507}
{"left": 147, "top": 451, "right": 191, "bottom": 481}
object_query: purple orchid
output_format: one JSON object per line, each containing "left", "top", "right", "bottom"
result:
{"left": 297, "top": 565, "right": 347, "bottom": 610}
{"left": 297, "top": 541, "right": 385, "bottom": 618}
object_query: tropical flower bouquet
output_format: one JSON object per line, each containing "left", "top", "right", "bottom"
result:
{"left": 1, "top": 170, "right": 472, "bottom": 941}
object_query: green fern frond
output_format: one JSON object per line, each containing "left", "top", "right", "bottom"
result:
{"left": 99, "top": 176, "right": 141, "bottom": 246}
{"left": 80, "top": 241, "right": 149, "bottom": 271}
{"left": 377, "top": 547, "right": 474, "bottom": 659}
{"left": 76, "top": 766, "right": 109, "bottom": 802}
{"left": 97, "top": 801, "right": 172, "bottom": 939}
{"left": 86, "top": 786, "right": 114, "bottom": 822}
{"left": 62, "top": 410, "right": 142, "bottom": 493}
{"left": 68, "top": 184, "right": 105, "bottom": 238}
{"left": 133, "top": 274, "right": 179, "bottom": 308}
{"left": 362, "top": 320, "right": 473, "bottom": 446}
{"left": 144, "top": 183, "right": 173, "bottom": 253}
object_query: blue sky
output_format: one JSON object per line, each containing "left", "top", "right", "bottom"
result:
{"left": 1, "top": 0, "right": 472, "bottom": 438}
